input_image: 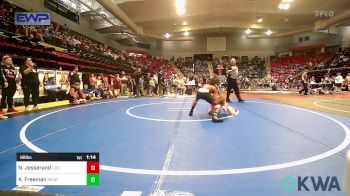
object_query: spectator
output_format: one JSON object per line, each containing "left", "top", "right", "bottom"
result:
{"left": 153, "top": 74, "right": 159, "bottom": 95}
{"left": 94, "top": 75, "right": 103, "bottom": 89}
{"left": 20, "top": 57, "right": 40, "bottom": 111}
{"left": 1, "top": 55, "right": 18, "bottom": 113}
{"left": 44, "top": 77, "right": 59, "bottom": 102}
{"left": 149, "top": 77, "right": 155, "bottom": 96}
{"left": 82, "top": 84, "right": 96, "bottom": 100}
{"left": 0, "top": 58, "right": 7, "bottom": 119}
{"left": 346, "top": 73, "right": 350, "bottom": 91}
{"left": 120, "top": 71, "right": 128, "bottom": 96}
{"left": 161, "top": 76, "right": 169, "bottom": 96}
{"left": 177, "top": 77, "right": 186, "bottom": 95}
{"left": 145, "top": 73, "right": 151, "bottom": 95}
{"left": 134, "top": 69, "right": 143, "bottom": 96}
{"left": 69, "top": 81, "right": 86, "bottom": 104}
{"left": 70, "top": 66, "right": 80, "bottom": 85}
{"left": 114, "top": 74, "right": 121, "bottom": 97}
{"left": 334, "top": 73, "right": 344, "bottom": 92}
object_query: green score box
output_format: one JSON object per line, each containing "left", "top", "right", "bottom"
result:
{"left": 87, "top": 174, "right": 100, "bottom": 186}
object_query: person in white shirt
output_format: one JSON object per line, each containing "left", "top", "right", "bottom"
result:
{"left": 334, "top": 73, "right": 344, "bottom": 92}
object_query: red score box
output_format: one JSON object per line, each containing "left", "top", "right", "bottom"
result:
{"left": 87, "top": 161, "right": 100, "bottom": 173}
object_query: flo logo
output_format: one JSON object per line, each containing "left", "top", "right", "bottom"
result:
{"left": 281, "top": 176, "right": 341, "bottom": 192}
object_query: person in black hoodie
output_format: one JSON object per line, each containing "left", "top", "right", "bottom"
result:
{"left": 20, "top": 57, "right": 40, "bottom": 111}
{"left": 70, "top": 66, "right": 80, "bottom": 85}
{"left": 1, "top": 55, "right": 18, "bottom": 113}
{"left": 0, "top": 57, "right": 8, "bottom": 119}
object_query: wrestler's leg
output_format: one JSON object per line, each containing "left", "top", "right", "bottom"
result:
{"left": 189, "top": 99, "right": 198, "bottom": 116}
{"left": 225, "top": 105, "right": 239, "bottom": 116}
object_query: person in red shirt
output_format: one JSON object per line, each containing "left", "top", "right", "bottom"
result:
{"left": 69, "top": 82, "right": 87, "bottom": 105}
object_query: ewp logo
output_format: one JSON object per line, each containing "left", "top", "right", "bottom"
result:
{"left": 281, "top": 176, "right": 341, "bottom": 192}
{"left": 15, "top": 12, "right": 51, "bottom": 26}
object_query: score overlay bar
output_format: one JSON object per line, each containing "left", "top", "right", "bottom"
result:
{"left": 16, "top": 153, "right": 99, "bottom": 186}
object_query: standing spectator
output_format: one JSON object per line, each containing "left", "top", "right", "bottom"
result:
{"left": 158, "top": 72, "right": 163, "bottom": 95}
{"left": 149, "top": 77, "right": 155, "bottom": 96}
{"left": 114, "top": 74, "right": 121, "bottom": 97}
{"left": 94, "top": 75, "right": 103, "bottom": 89}
{"left": 120, "top": 71, "right": 128, "bottom": 96}
{"left": 70, "top": 66, "right": 80, "bottom": 85}
{"left": 127, "top": 75, "right": 134, "bottom": 97}
{"left": 139, "top": 76, "right": 145, "bottom": 96}
{"left": 20, "top": 58, "right": 40, "bottom": 111}
{"left": 1, "top": 55, "right": 18, "bottom": 113}
{"left": 153, "top": 74, "right": 159, "bottom": 95}
{"left": 0, "top": 58, "right": 7, "bottom": 119}
{"left": 346, "top": 73, "right": 350, "bottom": 92}
{"left": 226, "top": 58, "right": 244, "bottom": 102}
{"left": 145, "top": 73, "right": 151, "bottom": 95}
{"left": 134, "top": 69, "right": 142, "bottom": 96}
{"left": 161, "top": 76, "right": 169, "bottom": 96}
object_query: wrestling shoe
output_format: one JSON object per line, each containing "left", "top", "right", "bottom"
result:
{"left": 212, "top": 113, "right": 224, "bottom": 123}
{"left": 232, "top": 108, "right": 240, "bottom": 116}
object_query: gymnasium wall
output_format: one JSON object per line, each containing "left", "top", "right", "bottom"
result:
{"left": 340, "top": 26, "right": 350, "bottom": 48}
{"left": 162, "top": 35, "right": 275, "bottom": 59}
{"left": 162, "top": 37, "right": 207, "bottom": 59}
{"left": 293, "top": 31, "right": 331, "bottom": 43}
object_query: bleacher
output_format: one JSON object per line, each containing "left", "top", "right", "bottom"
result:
{"left": 271, "top": 53, "right": 332, "bottom": 82}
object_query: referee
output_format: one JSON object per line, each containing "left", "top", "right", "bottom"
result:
{"left": 226, "top": 58, "right": 244, "bottom": 103}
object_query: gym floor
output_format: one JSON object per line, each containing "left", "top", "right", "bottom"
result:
{"left": 0, "top": 93, "right": 350, "bottom": 196}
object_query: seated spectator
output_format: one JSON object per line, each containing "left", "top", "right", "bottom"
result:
{"left": 82, "top": 84, "right": 96, "bottom": 100}
{"left": 102, "top": 84, "right": 114, "bottom": 99}
{"left": 69, "top": 82, "right": 86, "bottom": 104}
{"left": 44, "top": 77, "right": 59, "bottom": 102}
{"left": 334, "top": 73, "right": 344, "bottom": 92}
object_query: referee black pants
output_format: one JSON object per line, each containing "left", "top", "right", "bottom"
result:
{"left": 226, "top": 78, "right": 242, "bottom": 101}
